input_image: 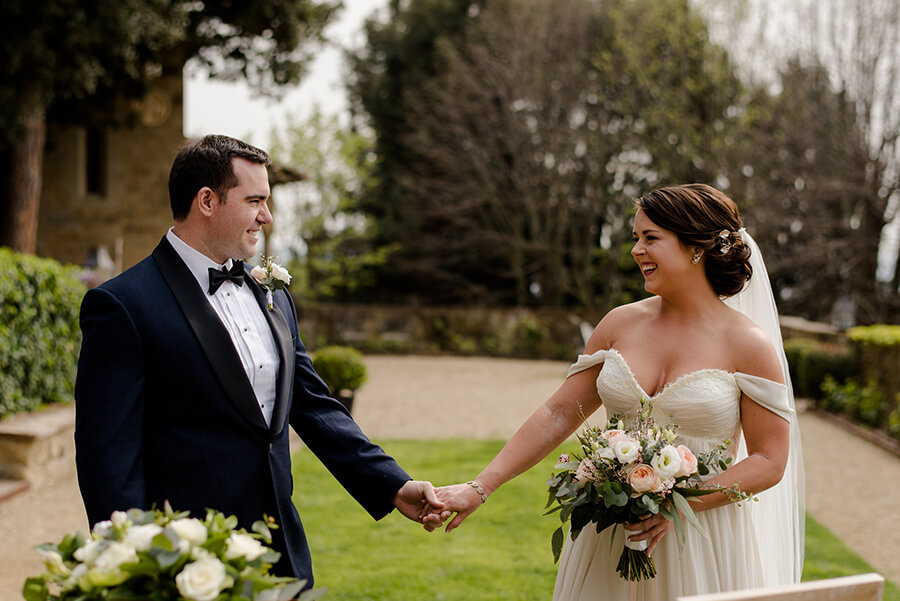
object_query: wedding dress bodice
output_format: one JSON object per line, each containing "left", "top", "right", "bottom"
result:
{"left": 553, "top": 348, "right": 797, "bottom": 601}
{"left": 568, "top": 349, "right": 792, "bottom": 455}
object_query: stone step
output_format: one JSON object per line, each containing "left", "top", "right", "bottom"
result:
{"left": 0, "top": 404, "right": 75, "bottom": 485}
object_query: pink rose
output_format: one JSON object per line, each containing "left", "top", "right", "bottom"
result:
{"left": 674, "top": 445, "right": 698, "bottom": 478}
{"left": 574, "top": 458, "right": 600, "bottom": 488}
{"left": 602, "top": 429, "right": 628, "bottom": 446}
{"left": 250, "top": 266, "right": 267, "bottom": 283}
{"left": 626, "top": 463, "right": 663, "bottom": 495}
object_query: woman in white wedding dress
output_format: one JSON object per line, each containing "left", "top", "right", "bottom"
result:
{"left": 434, "top": 184, "right": 804, "bottom": 601}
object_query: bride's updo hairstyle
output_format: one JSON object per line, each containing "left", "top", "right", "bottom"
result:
{"left": 635, "top": 183, "right": 752, "bottom": 297}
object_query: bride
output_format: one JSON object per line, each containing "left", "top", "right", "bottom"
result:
{"left": 434, "top": 184, "right": 804, "bottom": 600}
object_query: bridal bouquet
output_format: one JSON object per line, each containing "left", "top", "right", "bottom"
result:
{"left": 23, "top": 504, "right": 324, "bottom": 601}
{"left": 545, "top": 400, "right": 744, "bottom": 581}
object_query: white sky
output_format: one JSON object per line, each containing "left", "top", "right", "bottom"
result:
{"left": 183, "top": 0, "right": 387, "bottom": 149}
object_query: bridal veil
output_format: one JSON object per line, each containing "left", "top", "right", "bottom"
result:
{"left": 724, "top": 229, "right": 805, "bottom": 585}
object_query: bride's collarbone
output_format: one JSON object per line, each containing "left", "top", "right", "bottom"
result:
{"left": 613, "top": 347, "right": 735, "bottom": 396}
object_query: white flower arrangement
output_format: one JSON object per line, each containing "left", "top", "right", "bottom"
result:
{"left": 251, "top": 256, "right": 292, "bottom": 310}
{"left": 24, "top": 504, "right": 324, "bottom": 601}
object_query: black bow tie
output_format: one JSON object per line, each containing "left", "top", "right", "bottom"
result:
{"left": 208, "top": 261, "right": 245, "bottom": 294}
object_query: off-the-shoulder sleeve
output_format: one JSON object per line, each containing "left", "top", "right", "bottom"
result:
{"left": 567, "top": 349, "right": 610, "bottom": 377}
{"left": 734, "top": 372, "right": 793, "bottom": 422}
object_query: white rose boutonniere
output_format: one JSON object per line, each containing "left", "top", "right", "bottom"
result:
{"left": 252, "top": 256, "right": 292, "bottom": 310}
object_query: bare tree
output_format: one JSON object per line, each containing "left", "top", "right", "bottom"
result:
{"left": 702, "top": 0, "right": 900, "bottom": 322}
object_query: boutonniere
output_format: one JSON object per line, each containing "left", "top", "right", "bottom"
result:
{"left": 251, "top": 256, "right": 292, "bottom": 310}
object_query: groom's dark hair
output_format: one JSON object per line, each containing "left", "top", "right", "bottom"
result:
{"left": 168, "top": 134, "right": 271, "bottom": 220}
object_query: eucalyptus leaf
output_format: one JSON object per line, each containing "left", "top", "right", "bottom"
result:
{"left": 552, "top": 527, "right": 565, "bottom": 563}
{"left": 672, "top": 492, "right": 710, "bottom": 543}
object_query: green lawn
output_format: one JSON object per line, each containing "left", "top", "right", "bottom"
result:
{"left": 292, "top": 439, "right": 897, "bottom": 601}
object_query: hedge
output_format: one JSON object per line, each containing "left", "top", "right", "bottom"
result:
{"left": 847, "top": 324, "right": 900, "bottom": 346}
{"left": 783, "top": 337, "right": 859, "bottom": 400}
{"left": 0, "top": 248, "right": 84, "bottom": 419}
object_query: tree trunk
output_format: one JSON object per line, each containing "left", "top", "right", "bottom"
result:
{"left": 4, "top": 100, "right": 46, "bottom": 254}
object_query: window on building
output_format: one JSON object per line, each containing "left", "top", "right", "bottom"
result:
{"left": 86, "top": 127, "right": 106, "bottom": 196}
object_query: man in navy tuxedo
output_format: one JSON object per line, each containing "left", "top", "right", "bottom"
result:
{"left": 74, "top": 135, "right": 444, "bottom": 587}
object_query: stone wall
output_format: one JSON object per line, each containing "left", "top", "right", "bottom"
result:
{"left": 37, "top": 76, "right": 184, "bottom": 270}
{"left": 295, "top": 302, "right": 607, "bottom": 360}
{"left": 296, "top": 302, "right": 851, "bottom": 361}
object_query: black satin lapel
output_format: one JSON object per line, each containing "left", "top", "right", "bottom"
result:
{"left": 152, "top": 239, "right": 268, "bottom": 431}
{"left": 245, "top": 271, "right": 294, "bottom": 435}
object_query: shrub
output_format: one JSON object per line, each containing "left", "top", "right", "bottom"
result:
{"left": 311, "top": 346, "right": 367, "bottom": 394}
{"left": 0, "top": 248, "right": 84, "bottom": 419}
{"left": 847, "top": 325, "right": 900, "bottom": 346}
{"left": 888, "top": 396, "right": 900, "bottom": 440}
{"left": 783, "top": 338, "right": 858, "bottom": 400}
{"left": 819, "top": 376, "right": 886, "bottom": 428}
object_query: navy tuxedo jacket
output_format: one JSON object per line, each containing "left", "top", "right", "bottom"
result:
{"left": 74, "top": 237, "right": 410, "bottom": 585}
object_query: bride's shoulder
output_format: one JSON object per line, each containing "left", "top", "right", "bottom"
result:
{"left": 584, "top": 299, "right": 657, "bottom": 351}
{"left": 724, "top": 312, "right": 784, "bottom": 382}
{"left": 598, "top": 298, "right": 656, "bottom": 330}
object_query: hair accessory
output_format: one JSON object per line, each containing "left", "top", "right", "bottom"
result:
{"left": 717, "top": 230, "right": 733, "bottom": 254}
{"left": 466, "top": 480, "right": 488, "bottom": 503}
{"left": 691, "top": 249, "right": 702, "bottom": 264}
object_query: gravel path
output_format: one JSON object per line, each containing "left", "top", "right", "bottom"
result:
{"left": 1, "top": 354, "right": 897, "bottom": 598}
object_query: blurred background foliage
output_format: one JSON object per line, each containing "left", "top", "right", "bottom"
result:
{"left": 1, "top": 0, "right": 899, "bottom": 325}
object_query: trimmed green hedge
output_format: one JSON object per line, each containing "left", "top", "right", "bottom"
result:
{"left": 0, "top": 248, "right": 84, "bottom": 419}
{"left": 312, "top": 345, "right": 367, "bottom": 393}
{"left": 847, "top": 325, "right": 900, "bottom": 346}
{"left": 783, "top": 338, "right": 858, "bottom": 400}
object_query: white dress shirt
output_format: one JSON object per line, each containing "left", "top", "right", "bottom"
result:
{"left": 166, "top": 229, "right": 280, "bottom": 426}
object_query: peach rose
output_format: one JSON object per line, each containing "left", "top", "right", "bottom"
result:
{"left": 626, "top": 463, "right": 663, "bottom": 495}
{"left": 674, "top": 445, "right": 699, "bottom": 478}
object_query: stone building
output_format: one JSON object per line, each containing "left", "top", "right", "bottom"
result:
{"left": 35, "top": 76, "right": 303, "bottom": 275}
{"left": 37, "top": 76, "right": 185, "bottom": 272}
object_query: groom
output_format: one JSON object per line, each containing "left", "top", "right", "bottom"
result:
{"left": 74, "top": 134, "right": 444, "bottom": 587}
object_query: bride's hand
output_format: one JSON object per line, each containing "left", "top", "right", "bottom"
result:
{"left": 434, "top": 483, "right": 487, "bottom": 532}
{"left": 624, "top": 513, "right": 674, "bottom": 555}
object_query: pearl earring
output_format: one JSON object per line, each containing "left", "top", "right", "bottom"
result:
{"left": 692, "top": 249, "right": 702, "bottom": 264}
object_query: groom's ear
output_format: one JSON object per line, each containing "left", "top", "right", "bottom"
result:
{"left": 195, "top": 187, "right": 218, "bottom": 218}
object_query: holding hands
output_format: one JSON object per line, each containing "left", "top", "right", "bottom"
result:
{"left": 431, "top": 480, "right": 490, "bottom": 532}
{"left": 393, "top": 480, "right": 452, "bottom": 532}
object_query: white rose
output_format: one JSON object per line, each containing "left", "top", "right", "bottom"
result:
{"left": 270, "top": 263, "right": 291, "bottom": 284}
{"left": 110, "top": 511, "right": 129, "bottom": 527}
{"left": 224, "top": 533, "right": 267, "bottom": 561}
{"left": 86, "top": 542, "right": 137, "bottom": 587}
{"left": 593, "top": 446, "right": 616, "bottom": 461}
{"left": 38, "top": 549, "right": 70, "bottom": 576}
{"left": 92, "top": 520, "right": 114, "bottom": 538}
{"left": 651, "top": 445, "right": 682, "bottom": 480}
{"left": 94, "top": 542, "right": 138, "bottom": 572}
{"left": 613, "top": 438, "right": 641, "bottom": 464}
{"left": 123, "top": 523, "right": 163, "bottom": 551}
{"left": 169, "top": 518, "right": 208, "bottom": 551}
{"left": 73, "top": 540, "right": 104, "bottom": 565}
{"left": 176, "top": 557, "right": 231, "bottom": 601}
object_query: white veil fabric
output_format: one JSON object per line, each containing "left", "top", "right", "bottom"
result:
{"left": 723, "top": 229, "right": 805, "bottom": 586}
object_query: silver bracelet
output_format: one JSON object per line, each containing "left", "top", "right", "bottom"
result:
{"left": 466, "top": 480, "right": 487, "bottom": 503}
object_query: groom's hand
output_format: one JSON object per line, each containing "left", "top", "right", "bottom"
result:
{"left": 393, "top": 480, "right": 450, "bottom": 532}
